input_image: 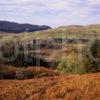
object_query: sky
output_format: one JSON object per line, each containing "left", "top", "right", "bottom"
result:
{"left": 0, "top": 0, "right": 100, "bottom": 27}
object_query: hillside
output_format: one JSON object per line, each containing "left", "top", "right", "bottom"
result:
{"left": 0, "top": 24, "right": 100, "bottom": 41}
{"left": 15, "top": 24, "right": 100, "bottom": 40}
{"left": 0, "top": 73, "right": 100, "bottom": 100}
{"left": 0, "top": 24, "right": 100, "bottom": 69}
{"left": 0, "top": 21, "right": 51, "bottom": 33}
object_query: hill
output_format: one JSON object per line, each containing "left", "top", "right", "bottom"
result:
{"left": 86, "top": 24, "right": 100, "bottom": 28}
{"left": 0, "top": 21, "right": 51, "bottom": 33}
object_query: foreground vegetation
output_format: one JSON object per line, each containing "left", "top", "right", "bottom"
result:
{"left": 0, "top": 66, "right": 58, "bottom": 80}
{"left": 0, "top": 73, "right": 100, "bottom": 100}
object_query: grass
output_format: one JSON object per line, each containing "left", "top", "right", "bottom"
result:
{"left": 0, "top": 73, "right": 100, "bottom": 100}
{"left": 0, "top": 26, "right": 100, "bottom": 42}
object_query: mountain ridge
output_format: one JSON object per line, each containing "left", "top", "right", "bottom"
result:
{"left": 0, "top": 21, "right": 51, "bottom": 33}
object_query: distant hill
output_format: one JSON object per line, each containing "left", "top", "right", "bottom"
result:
{"left": 58, "top": 24, "right": 100, "bottom": 29}
{"left": 0, "top": 21, "right": 51, "bottom": 33}
{"left": 85, "top": 24, "right": 100, "bottom": 28}
{"left": 66, "top": 25, "right": 84, "bottom": 28}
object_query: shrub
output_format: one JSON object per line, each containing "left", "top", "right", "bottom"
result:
{"left": 15, "top": 68, "right": 33, "bottom": 80}
{"left": 32, "top": 72, "right": 55, "bottom": 78}
{"left": 57, "top": 57, "right": 84, "bottom": 74}
{"left": 0, "top": 66, "right": 58, "bottom": 80}
{"left": 0, "top": 66, "right": 16, "bottom": 79}
{"left": 82, "top": 39, "right": 100, "bottom": 73}
{"left": 91, "top": 39, "right": 100, "bottom": 59}
{"left": 57, "top": 39, "right": 100, "bottom": 74}
{"left": 26, "top": 67, "right": 58, "bottom": 78}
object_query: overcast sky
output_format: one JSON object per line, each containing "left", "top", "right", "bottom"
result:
{"left": 0, "top": 0, "right": 100, "bottom": 27}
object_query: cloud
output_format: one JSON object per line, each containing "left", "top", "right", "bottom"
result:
{"left": 0, "top": 0, "right": 100, "bottom": 27}
{"left": 88, "top": 0, "right": 100, "bottom": 5}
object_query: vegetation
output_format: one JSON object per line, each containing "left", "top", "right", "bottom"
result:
{"left": 0, "top": 66, "right": 58, "bottom": 79}
{"left": 0, "top": 25, "right": 100, "bottom": 100}
{"left": 0, "top": 66, "right": 16, "bottom": 79}
{"left": 0, "top": 25, "right": 100, "bottom": 77}
{"left": 57, "top": 57, "right": 84, "bottom": 74}
{"left": 57, "top": 39, "right": 100, "bottom": 74}
{"left": 0, "top": 73, "right": 100, "bottom": 100}
{"left": 82, "top": 39, "right": 100, "bottom": 73}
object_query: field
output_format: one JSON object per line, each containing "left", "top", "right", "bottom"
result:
{"left": 0, "top": 72, "right": 100, "bottom": 100}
